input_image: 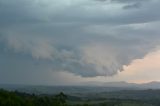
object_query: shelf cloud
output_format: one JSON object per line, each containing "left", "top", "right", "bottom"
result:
{"left": 0, "top": 0, "right": 160, "bottom": 84}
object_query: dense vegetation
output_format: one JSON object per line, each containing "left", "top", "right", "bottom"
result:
{"left": 0, "top": 89, "right": 67, "bottom": 106}
{"left": 0, "top": 89, "right": 159, "bottom": 106}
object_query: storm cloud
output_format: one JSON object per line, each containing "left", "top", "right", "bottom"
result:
{"left": 0, "top": 0, "right": 160, "bottom": 84}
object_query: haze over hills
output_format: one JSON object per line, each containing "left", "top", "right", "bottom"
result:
{"left": 0, "top": 81, "right": 160, "bottom": 94}
{"left": 81, "top": 81, "right": 160, "bottom": 89}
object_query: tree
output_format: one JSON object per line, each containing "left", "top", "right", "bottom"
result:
{"left": 54, "top": 92, "right": 68, "bottom": 106}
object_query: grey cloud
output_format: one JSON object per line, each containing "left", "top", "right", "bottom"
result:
{"left": 1, "top": 35, "right": 56, "bottom": 60}
{"left": 0, "top": 0, "right": 43, "bottom": 25}
{"left": 106, "top": 0, "right": 150, "bottom": 10}
{"left": 93, "top": 0, "right": 108, "bottom": 2}
{"left": 49, "top": 0, "right": 160, "bottom": 24}
{"left": 0, "top": 0, "right": 160, "bottom": 84}
{"left": 0, "top": 0, "right": 160, "bottom": 27}
{"left": 1, "top": 35, "right": 116, "bottom": 77}
{"left": 1, "top": 25, "right": 160, "bottom": 77}
{"left": 123, "top": 2, "right": 141, "bottom": 9}
{"left": 0, "top": 35, "right": 95, "bottom": 76}
{"left": 95, "top": 0, "right": 144, "bottom": 3}
{"left": 111, "top": 0, "right": 149, "bottom": 3}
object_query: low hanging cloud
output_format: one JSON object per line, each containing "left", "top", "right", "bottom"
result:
{"left": 0, "top": 0, "right": 160, "bottom": 80}
{"left": 1, "top": 30, "right": 160, "bottom": 77}
{"left": 2, "top": 35, "right": 56, "bottom": 60}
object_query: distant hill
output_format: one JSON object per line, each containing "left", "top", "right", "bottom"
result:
{"left": 0, "top": 81, "right": 160, "bottom": 94}
{"left": 81, "top": 81, "right": 160, "bottom": 89}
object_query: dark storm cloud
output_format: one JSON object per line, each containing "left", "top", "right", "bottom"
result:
{"left": 0, "top": 0, "right": 160, "bottom": 26}
{"left": 0, "top": 0, "right": 160, "bottom": 85}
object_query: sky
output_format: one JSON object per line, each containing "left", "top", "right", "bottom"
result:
{"left": 0, "top": 0, "right": 160, "bottom": 85}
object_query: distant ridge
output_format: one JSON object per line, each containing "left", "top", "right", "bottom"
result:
{"left": 1, "top": 81, "right": 160, "bottom": 94}
{"left": 81, "top": 81, "right": 160, "bottom": 89}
